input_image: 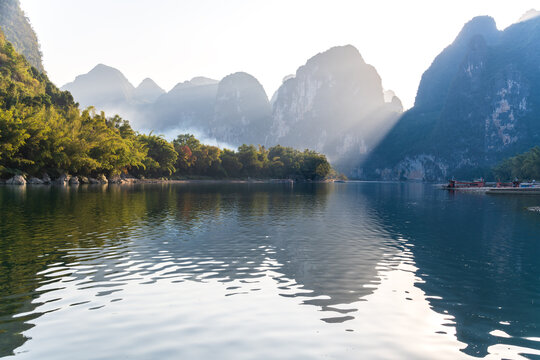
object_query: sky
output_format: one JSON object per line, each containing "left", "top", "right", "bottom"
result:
{"left": 20, "top": 0, "right": 539, "bottom": 110}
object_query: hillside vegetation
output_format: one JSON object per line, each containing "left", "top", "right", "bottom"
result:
{"left": 493, "top": 147, "right": 540, "bottom": 180}
{"left": 0, "top": 30, "right": 331, "bottom": 181}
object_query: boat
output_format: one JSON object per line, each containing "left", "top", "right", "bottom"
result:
{"left": 518, "top": 181, "right": 540, "bottom": 188}
{"left": 444, "top": 179, "right": 486, "bottom": 189}
{"left": 443, "top": 178, "right": 520, "bottom": 191}
{"left": 487, "top": 180, "right": 540, "bottom": 194}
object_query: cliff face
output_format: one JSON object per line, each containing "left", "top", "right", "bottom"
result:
{"left": 363, "top": 14, "right": 540, "bottom": 181}
{"left": 269, "top": 45, "right": 402, "bottom": 172}
{"left": 209, "top": 72, "right": 272, "bottom": 146}
{"left": 62, "top": 46, "right": 402, "bottom": 174}
{"left": 0, "top": 0, "right": 44, "bottom": 72}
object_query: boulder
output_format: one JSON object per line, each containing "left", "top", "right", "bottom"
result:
{"left": 97, "top": 174, "right": 108, "bottom": 184}
{"left": 27, "top": 177, "right": 44, "bottom": 184}
{"left": 108, "top": 175, "right": 124, "bottom": 184}
{"left": 88, "top": 177, "right": 100, "bottom": 184}
{"left": 6, "top": 175, "right": 26, "bottom": 185}
{"left": 42, "top": 173, "right": 51, "bottom": 184}
{"left": 54, "top": 173, "right": 70, "bottom": 185}
{"left": 79, "top": 176, "right": 89, "bottom": 184}
{"left": 69, "top": 176, "right": 80, "bottom": 185}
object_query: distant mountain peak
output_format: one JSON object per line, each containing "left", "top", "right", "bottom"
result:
{"left": 220, "top": 72, "right": 261, "bottom": 84}
{"left": 209, "top": 71, "right": 272, "bottom": 145}
{"left": 93, "top": 63, "right": 109, "bottom": 69}
{"left": 80, "top": 64, "right": 131, "bottom": 84}
{"left": 170, "top": 77, "right": 218, "bottom": 92}
{"left": 61, "top": 64, "right": 135, "bottom": 108}
{"left": 455, "top": 16, "right": 499, "bottom": 45}
{"left": 190, "top": 77, "right": 219, "bottom": 86}
{"left": 304, "top": 44, "right": 366, "bottom": 70}
{"left": 134, "top": 78, "right": 164, "bottom": 104}
{"left": 91, "top": 63, "right": 120, "bottom": 73}
{"left": 518, "top": 9, "right": 540, "bottom": 23}
{"left": 136, "top": 78, "right": 163, "bottom": 91}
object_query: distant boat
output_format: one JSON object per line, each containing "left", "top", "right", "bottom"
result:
{"left": 443, "top": 178, "right": 520, "bottom": 190}
{"left": 445, "top": 179, "right": 486, "bottom": 189}
{"left": 519, "top": 181, "right": 540, "bottom": 188}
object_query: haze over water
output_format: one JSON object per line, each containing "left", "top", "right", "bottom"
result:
{"left": 0, "top": 183, "right": 539, "bottom": 359}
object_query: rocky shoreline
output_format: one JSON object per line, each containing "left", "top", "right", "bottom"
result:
{"left": 0, "top": 174, "right": 324, "bottom": 186}
{"left": 0, "top": 173, "right": 139, "bottom": 186}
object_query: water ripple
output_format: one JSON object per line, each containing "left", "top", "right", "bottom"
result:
{"left": 0, "top": 183, "right": 539, "bottom": 359}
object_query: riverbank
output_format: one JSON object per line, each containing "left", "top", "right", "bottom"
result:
{"left": 0, "top": 174, "right": 336, "bottom": 186}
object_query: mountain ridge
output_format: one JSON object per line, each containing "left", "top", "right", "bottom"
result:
{"left": 60, "top": 45, "right": 403, "bottom": 175}
{"left": 362, "top": 14, "right": 540, "bottom": 181}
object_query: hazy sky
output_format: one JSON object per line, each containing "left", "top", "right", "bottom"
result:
{"left": 20, "top": 0, "right": 538, "bottom": 109}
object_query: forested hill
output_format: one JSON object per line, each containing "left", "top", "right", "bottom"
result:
{"left": 0, "top": 30, "right": 332, "bottom": 182}
{"left": 0, "top": 28, "right": 141, "bottom": 178}
{"left": 0, "top": 0, "right": 44, "bottom": 72}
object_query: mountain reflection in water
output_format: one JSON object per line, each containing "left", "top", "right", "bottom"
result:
{"left": 0, "top": 183, "right": 539, "bottom": 359}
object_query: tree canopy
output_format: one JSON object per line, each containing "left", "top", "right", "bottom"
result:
{"left": 493, "top": 146, "right": 540, "bottom": 181}
{"left": 0, "top": 29, "right": 332, "bottom": 181}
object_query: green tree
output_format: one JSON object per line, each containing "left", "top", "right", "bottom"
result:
{"left": 136, "top": 134, "right": 178, "bottom": 177}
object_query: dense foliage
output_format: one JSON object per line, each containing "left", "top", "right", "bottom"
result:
{"left": 0, "top": 30, "right": 331, "bottom": 181}
{"left": 171, "top": 135, "right": 331, "bottom": 180}
{"left": 0, "top": 0, "right": 43, "bottom": 72}
{"left": 493, "top": 146, "right": 540, "bottom": 180}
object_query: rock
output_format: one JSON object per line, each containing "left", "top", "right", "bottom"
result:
{"left": 6, "top": 175, "right": 26, "bottom": 185}
{"left": 88, "top": 177, "right": 100, "bottom": 184}
{"left": 108, "top": 175, "right": 124, "bottom": 184}
{"left": 120, "top": 173, "right": 138, "bottom": 184}
{"left": 97, "top": 174, "right": 108, "bottom": 184}
{"left": 79, "top": 176, "right": 89, "bottom": 184}
{"left": 54, "top": 173, "right": 70, "bottom": 185}
{"left": 42, "top": 173, "right": 51, "bottom": 184}
{"left": 527, "top": 207, "right": 540, "bottom": 213}
{"left": 69, "top": 176, "right": 80, "bottom": 185}
{"left": 27, "top": 177, "right": 44, "bottom": 184}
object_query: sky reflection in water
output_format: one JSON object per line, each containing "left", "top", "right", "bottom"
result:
{"left": 0, "top": 182, "right": 539, "bottom": 359}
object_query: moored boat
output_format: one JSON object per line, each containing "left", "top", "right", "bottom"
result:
{"left": 444, "top": 179, "right": 486, "bottom": 189}
{"left": 443, "top": 178, "right": 520, "bottom": 191}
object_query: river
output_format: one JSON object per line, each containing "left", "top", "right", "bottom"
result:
{"left": 0, "top": 182, "right": 539, "bottom": 359}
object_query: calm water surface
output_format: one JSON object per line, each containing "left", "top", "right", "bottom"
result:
{"left": 0, "top": 182, "right": 539, "bottom": 359}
